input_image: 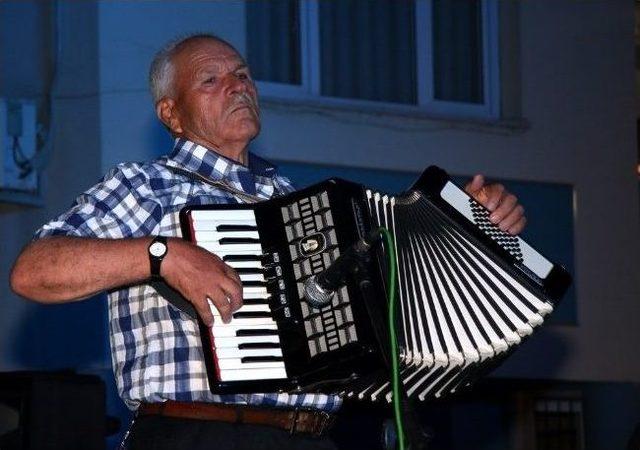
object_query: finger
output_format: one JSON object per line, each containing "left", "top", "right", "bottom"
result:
{"left": 497, "top": 205, "right": 524, "bottom": 232}
{"left": 489, "top": 193, "right": 517, "bottom": 224}
{"left": 192, "top": 296, "right": 215, "bottom": 327}
{"left": 224, "top": 264, "right": 242, "bottom": 286}
{"left": 219, "top": 276, "right": 243, "bottom": 313}
{"left": 483, "top": 183, "right": 505, "bottom": 211}
{"left": 464, "top": 174, "right": 485, "bottom": 196}
{"left": 208, "top": 291, "right": 233, "bottom": 323}
{"left": 507, "top": 216, "right": 527, "bottom": 235}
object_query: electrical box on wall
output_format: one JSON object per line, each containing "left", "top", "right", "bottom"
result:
{"left": 0, "top": 98, "right": 41, "bottom": 206}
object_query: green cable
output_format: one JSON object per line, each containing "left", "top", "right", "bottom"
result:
{"left": 379, "top": 227, "right": 405, "bottom": 450}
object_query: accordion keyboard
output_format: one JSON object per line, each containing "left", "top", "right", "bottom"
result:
{"left": 189, "top": 209, "right": 287, "bottom": 382}
{"left": 186, "top": 189, "right": 366, "bottom": 387}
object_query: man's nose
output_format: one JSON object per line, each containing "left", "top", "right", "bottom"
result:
{"left": 224, "top": 73, "right": 249, "bottom": 95}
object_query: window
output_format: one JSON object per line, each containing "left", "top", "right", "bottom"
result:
{"left": 246, "top": 0, "right": 500, "bottom": 119}
{"left": 534, "top": 397, "right": 585, "bottom": 450}
{"left": 245, "top": 0, "right": 301, "bottom": 85}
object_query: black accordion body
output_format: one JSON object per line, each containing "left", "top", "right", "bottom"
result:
{"left": 179, "top": 166, "right": 571, "bottom": 401}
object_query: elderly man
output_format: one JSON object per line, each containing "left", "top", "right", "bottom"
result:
{"left": 10, "top": 34, "right": 525, "bottom": 450}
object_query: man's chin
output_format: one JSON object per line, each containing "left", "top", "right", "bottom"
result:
{"left": 229, "top": 121, "right": 261, "bottom": 142}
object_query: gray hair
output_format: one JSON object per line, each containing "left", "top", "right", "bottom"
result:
{"left": 148, "top": 33, "right": 238, "bottom": 105}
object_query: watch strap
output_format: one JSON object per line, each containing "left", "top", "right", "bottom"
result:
{"left": 149, "top": 236, "right": 168, "bottom": 280}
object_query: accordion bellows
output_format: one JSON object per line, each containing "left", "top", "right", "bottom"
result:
{"left": 350, "top": 173, "right": 564, "bottom": 402}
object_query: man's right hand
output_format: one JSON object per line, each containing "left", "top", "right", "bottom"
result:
{"left": 161, "top": 238, "right": 243, "bottom": 326}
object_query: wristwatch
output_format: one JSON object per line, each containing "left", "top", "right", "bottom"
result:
{"left": 148, "top": 236, "right": 168, "bottom": 280}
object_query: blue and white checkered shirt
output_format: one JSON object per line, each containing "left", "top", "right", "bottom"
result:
{"left": 35, "top": 138, "right": 342, "bottom": 413}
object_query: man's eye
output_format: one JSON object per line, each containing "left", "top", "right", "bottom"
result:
{"left": 204, "top": 77, "right": 215, "bottom": 84}
{"left": 237, "top": 73, "right": 249, "bottom": 80}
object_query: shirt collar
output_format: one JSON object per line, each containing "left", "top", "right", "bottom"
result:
{"left": 168, "top": 138, "right": 278, "bottom": 181}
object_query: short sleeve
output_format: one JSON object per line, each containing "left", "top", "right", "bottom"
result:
{"left": 34, "top": 163, "right": 164, "bottom": 240}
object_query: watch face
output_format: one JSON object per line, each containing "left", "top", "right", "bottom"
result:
{"left": 150, "top": 241, "right": 167, "bottom": 257}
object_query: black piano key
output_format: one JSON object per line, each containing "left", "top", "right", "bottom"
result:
{"left": 241, "top": 299, "right": 270, "bottom": 306}
{"left": 238, "top": 342, "right": 281, "bottom": 349}
{"left": 236, "top": 329, "right": 279, "bottom": 336}
{"left": 241, "top": 281, "right": 268, "bottom": 288}
{"left": 219, "top": 237, "right": 262, "bottom": 245}
{"left": 241, "top": 356, "right": 284, "bottom": 363}
{"left": 217, "top": 224, "right": 259, "bottom": 232}
{"left": 223, "top": 254, "right": 262, "bottom": 262}
{"left": 235, "top": 267, "right": 265, "bottom": 274}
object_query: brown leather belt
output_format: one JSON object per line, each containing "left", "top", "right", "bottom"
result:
{"left": 137, "top": 401, "right": 336, "bottom": 436}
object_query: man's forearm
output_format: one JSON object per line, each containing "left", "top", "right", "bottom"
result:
{"left": 10, "top": 236, "right": 154, "bottom": 303}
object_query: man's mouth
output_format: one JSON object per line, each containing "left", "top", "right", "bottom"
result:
{"left": 229, "top": 102, "right": 257, "bottom": 116}
{"left": 232, "top": 104, "right": 250, "bottom": 112}
{"left": 229, "top": 93, "right": 258, "bottom": 115}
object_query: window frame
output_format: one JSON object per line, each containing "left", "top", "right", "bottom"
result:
{"left": 252, "top": 0, "right": 501, "bottom": 120}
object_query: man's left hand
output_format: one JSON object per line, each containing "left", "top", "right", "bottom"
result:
{"left": 464, "top": 174, "right": 526, "bottom": 235}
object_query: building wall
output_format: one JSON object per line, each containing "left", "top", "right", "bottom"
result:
{"left": 0, "top": 1, "right": 106, "bottom": 370}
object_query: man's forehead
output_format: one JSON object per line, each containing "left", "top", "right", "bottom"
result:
{"left": 176, "top": 38, "right": 244, "bottom": 65}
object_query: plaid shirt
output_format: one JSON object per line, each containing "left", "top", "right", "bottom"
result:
{"left": 35, "top": 138, "right": 342, "bottom": 413}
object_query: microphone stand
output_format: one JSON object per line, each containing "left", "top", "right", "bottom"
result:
{"left": 345, "top": 252, "right": 430, "bottom": 450}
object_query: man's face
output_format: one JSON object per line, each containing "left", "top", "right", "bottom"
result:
{"left": 169, "top": 39, "right": 260, "bottom": 151}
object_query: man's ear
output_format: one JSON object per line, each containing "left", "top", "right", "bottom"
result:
{"left": 156, "top": 98, "right": 183, "bottom": 135}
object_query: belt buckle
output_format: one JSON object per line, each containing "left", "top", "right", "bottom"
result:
{"left": 288, "top": 408, "right": 301, "bottom": 435}
{"left": 313, "top": 411, "right": 335, "bottom": 437}
{"left": 289, "top": 409, "right": 335, "bottom": 437}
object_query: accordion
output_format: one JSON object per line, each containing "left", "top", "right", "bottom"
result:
{"left": 179, "top": 166, "right": 571, "bottom": 401}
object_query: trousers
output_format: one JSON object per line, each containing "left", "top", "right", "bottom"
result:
{"left": 125, "top": 415, "right": 339, "bottom": 450}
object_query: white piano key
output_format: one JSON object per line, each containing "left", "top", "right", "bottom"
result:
{"left": 209, "top": 303, "right": 271, "bottom": 317}
{"left": 217, "top": 358, "right": 284, "bottom": 370}
{"left": 198, "top": 242, "right": 263, "bottom": 253}
{"left": 212, "top": 317, "right": 276, "bottom": 328}
{"left": 243, "top": 286, "right": 269, "bottom": 295}
{"left": 211, "top": 316, "right": 273, "bottom": 327}
{"left": 211, "top": 303, "right": 271, "bottom": 316}
{"left": 191, "top": 219, "right": 257, "bottom": 231}
{"left": 191, "top": 210, "right": 256, "bottom": 222}
{"left": 216, "top": 348, "right": 283, "bottom": 359}
{"left": 236, "top": 304, "right": 271, "bottom": 313}
{"left": 213, "top": 335, "right": 281, "bottom": 347}
{"left": 226, "top": 260, "right": 264, "bottom": 270}
{"left": 239, "top": 273, "right": 266, "bottom": 283}
{"left": 208, "top": 299, "right": 273, "bottom": 317}
{"left": 243, "top": 293, "right": 271, "bottom": 301}
{"left": 240, "top": 287, "right": 271, "bottom": 300}
{"left": 219, "top": 367, "right": 287, "bottom": 382}
{"left": 200, "top": 247, "right": 263, "bottom": 258}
